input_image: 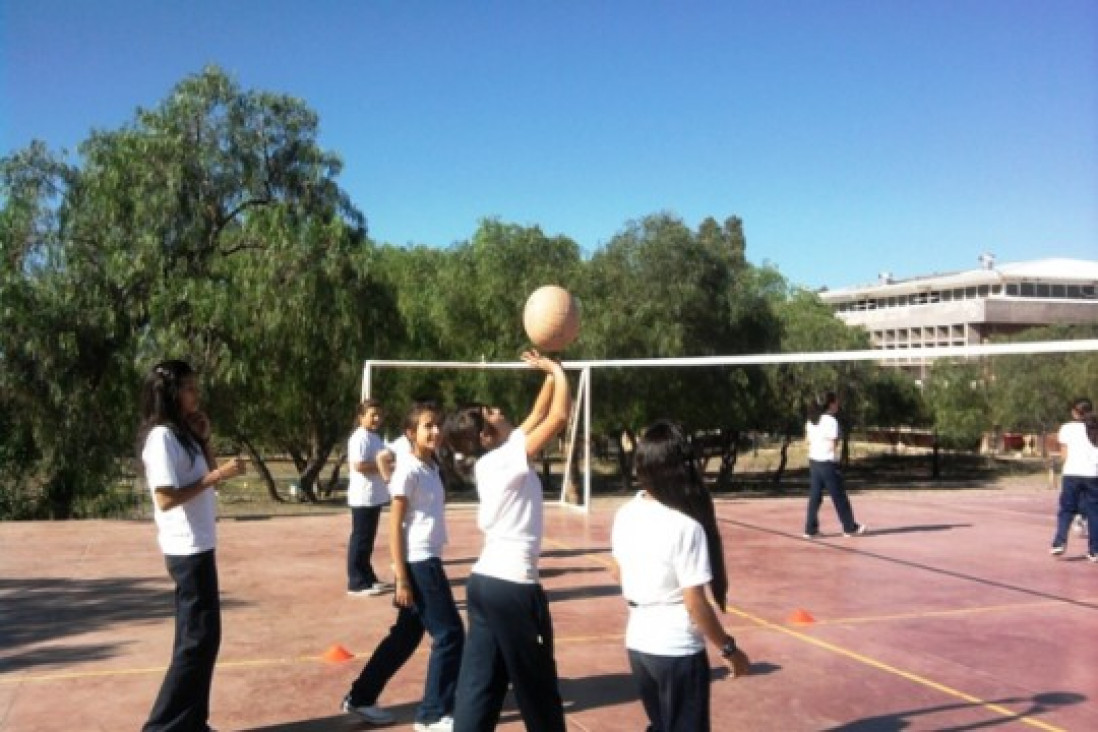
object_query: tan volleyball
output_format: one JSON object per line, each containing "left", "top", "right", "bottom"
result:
{"left": 523, "top": 285, "right": 580, "bottom": 352}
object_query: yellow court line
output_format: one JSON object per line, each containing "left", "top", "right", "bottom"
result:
{"left": 545, "top": 535, "right": 1069, "bottom": 732}
{"left": 725, "top": 605, "right": 1066, "bottom": 732}
{"left": 0, "top": 654, "right": 326, "bottom": 685}
{"left": 794, "top": 595, "right": 1098, "bottom": 627}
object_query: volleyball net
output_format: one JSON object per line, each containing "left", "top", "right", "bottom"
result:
{"left": 363, "top": 338, "right": 1098, "bottom": 512}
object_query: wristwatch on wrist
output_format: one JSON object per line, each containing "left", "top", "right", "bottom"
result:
{"left": 719, "top": 637, "right": 738, "bottom": 659}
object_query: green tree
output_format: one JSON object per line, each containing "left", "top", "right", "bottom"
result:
{"left": 0, "top": 66, "right": 379, "bottom": 515}
{"left": 763, "top": 285, "right": 873, "bottom": 479}
{"left": 924, "top": 360, "right": 989, "bottom": 452}
{"left": 988, "top": 324, "right": 1098, "bottom": 458}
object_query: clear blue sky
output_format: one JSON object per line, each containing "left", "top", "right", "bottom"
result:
{"left": 2, "top": 0, "right": 1095, "bottom": 290}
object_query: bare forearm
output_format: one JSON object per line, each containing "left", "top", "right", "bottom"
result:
{"left": 683, "top": 585, "right": 731, "bottom": 650}
{"left": 154, "top": 469, "right": 221, "bottom": 512}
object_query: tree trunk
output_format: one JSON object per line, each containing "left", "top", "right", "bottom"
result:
{"left": 616, "top": 427, "right": 635, "bottom": 494}
{"left": 238, "top": 434, "right": 284, "bottom": 503}
{"left": 716, "top": 428, "right": 738, "bottom": 491}
{"left": 323, "top": 449, "right": 344, "bottom": 498}
{"left": 773, "top": 432, "right": 791, "bottom": 486}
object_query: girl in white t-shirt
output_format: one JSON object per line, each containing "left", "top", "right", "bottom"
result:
{"left": 1051, "top": 398, "right": 1098, "bottom": 561}
{"left": 342, "top": 401, "right": 464, "bottom": 730}
{"left": 803, "top": 391, "right": 866, "bottom": 538}
{"left": 346, "top": 399, "right": 392, "bottom": 595}
{"left": 138, "top": 360, "right": 246, "bottom": 732}
{"left": 612, "top": 420, "right": 749, "bottom": 732}
{"left": 442, "top": 350, "right": 570, "bottom": 732}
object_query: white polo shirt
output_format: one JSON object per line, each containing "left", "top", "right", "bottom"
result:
{"left": 612, "top": 491, "right": 712, "bottom": 656}
{"left": 1059, "top": 421, "right": 1098, "bottom": 477}
{"left": 807, "top": 414, "right": 839, "bottom": 462}
{"left": 472, "top": 428, "right": 543, "bottom": 583}
{"left": 143, "top": 425, "right": 216, "bottom": 556}
{"left": 389, "top": 453, "right": 447, "bottom": 562}
{"left": 347, "top": 427, "right": 390, "bottom": 507}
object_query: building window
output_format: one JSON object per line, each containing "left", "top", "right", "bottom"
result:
{"left": 1006, "top": 283, "right": 1019, "bottom": 296}
{"left": 1067, "top": 285, "right": 1081, "bottom": 298}
{"left": 1052, "top": 284, "right": 1065, "bottom": 298}
{"left": 1035, "top": 283, "right": 1050, "bottom": 297}
{"left": 977, "top": 285, "right": 989, "bottom": 297}
{"left": 1020, "top": 283, "right": 1035, "bottom": 297}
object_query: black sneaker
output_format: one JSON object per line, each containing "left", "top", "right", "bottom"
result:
{"left": 843, "top": 524, "right": 868, "bottom": 537}
{"left": 341, "top": 694, "right": 395, "bottom": 725}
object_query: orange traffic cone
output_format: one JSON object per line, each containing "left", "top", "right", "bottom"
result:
{"left": 788, "top": 608, "right": 816, "bottom": 624}
{"left": 323, "top": 644, "right": 355, "bottom": 663}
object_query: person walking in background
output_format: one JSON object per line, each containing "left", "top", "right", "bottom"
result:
{"left": 342, "top": 401, "right": 465, "bottom": 730}
{"left": 441, "top": 350, "right": 570, "bottom": 732}
{"left": 612, "top": 420, "right": 749, "bottom": 732}
{"left": 346, "top": 398, "right": 392, "bottom": 596}
{"left": 803, "top": 391, "right": 867, "bottom": 538}
{"left": 138, "top": 359, "right": 246, "bottom": 732}
{"left": 1051, "top": 397, "right": 1098, "bottom": 561}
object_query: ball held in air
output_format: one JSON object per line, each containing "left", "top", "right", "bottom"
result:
{"left": 523, "top": 285, "right": 580, "bottom": 352}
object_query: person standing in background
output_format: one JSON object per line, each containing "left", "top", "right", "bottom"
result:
{"left": 803, "top": 391, "right": 867, "bottom": 538}
{"left": 1051, "top": 397, "right": 1098, "bottom": 561}
{"left": 347, "top": 399, "right": 392, "bottom": 596}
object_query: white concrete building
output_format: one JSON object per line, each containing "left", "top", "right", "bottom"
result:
{"left": 819, "top": 255, "right": 1098, "bottom": 378}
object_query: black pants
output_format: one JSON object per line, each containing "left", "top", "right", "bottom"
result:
{"left": 144, "top": 550, "right": 221, "bottom": 732}
{"left": 348, "top": 505, "right": 383, "bottom": 590}
{"left": 453, "top": 574, "right": 565, "bottom": 732}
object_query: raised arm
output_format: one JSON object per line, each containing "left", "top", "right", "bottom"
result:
{"left": 519, "top": 350, "right": 571, "bottom": 459}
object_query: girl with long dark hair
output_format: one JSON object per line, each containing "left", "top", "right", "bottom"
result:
{"left": 612, "top": 420, "right": 749, "bottom": 732}
{"left": 137, "top": 360, "right": 245, "bottom": 732}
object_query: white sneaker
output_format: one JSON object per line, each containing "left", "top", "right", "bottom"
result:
{"left": 347, "top": 586, "right": 385, "bottom": 597}
{"left": 843, "top": 523, "right": 868, "bottom": 537}
{"left": 342, "top": 695, "right": 395, "bottom": 724}
{"left": 414, "top": 715, "right": 454, "bottom": 731}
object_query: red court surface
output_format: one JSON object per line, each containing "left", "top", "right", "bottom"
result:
{"left": 1, "top": 486, "right": 1095, "bottom": 731}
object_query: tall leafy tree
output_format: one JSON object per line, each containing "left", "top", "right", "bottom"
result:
{"left": 1, "top": 66, "right": 379, "bottom": 514}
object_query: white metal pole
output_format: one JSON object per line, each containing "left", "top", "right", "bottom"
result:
{"left": 583, "top": 365, "right": 592, "bottom": 512}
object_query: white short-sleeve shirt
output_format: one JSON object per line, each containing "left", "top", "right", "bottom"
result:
{"left": 1059, "top": 421, "right": 1098, "bottom": 477}
{"left": 347, "top": 427, "right": 390, "bottom": 507}
{"left": 612, "top": 492, "right": 712, "bottom": 656}
{"left": 807, "top": 413, "right": 839, "bottom": 462}
{"left": 472, "top": 428, "right": 543, "bottom": 583}
{"left": 389, "top": 454, "right": 447, "bottom": 562}
{"left": 143, "top": 425, "right": 216, "bottom": 556}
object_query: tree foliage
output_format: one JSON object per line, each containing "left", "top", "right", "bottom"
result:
{"left": 3, "top": 66, "right": 1093, "bottom": 518}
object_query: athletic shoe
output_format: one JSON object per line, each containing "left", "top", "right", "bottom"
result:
{"left": 1050, "top": 545, "right": 1066, "bottom": 556}
{"left": 1073, "top": 515, "right": 1088, "bottom": 537}
{"left": 341, "top": 695, "right": 395, "bottom": 725}
{"left": 347, "top": 586, "right": 385, "bottom": 597}
{"left": 802, "top": 532, "right": 819, "bottom": 539}
{"left": 414, "top": 716, "right": 454, "bottom": 731}
{"left": 371, "top": 581, "right": 395, "bottom": 592}
{"left": 843, "top": 524, "right": 868, "bottom": 537}
{"left": 1087, "top": 553, "right": 1097, "bottom": 563}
